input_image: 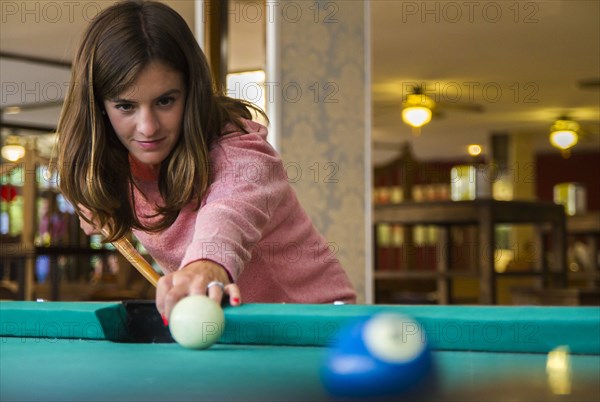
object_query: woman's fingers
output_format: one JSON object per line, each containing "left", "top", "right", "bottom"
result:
{"left": 156, "top": 261, "right": 242, "bottom": 322}
{"left": 206, "top": 280, "right": 225, "bottom": 303}
{"left": 224, "top": 284, "right": 242, "bottom": 306}
{"left": 156, "top": 275, "right": 174, "bottom": 319}
{"left": 163, "top": 285, "right": 190, "bottom": 319}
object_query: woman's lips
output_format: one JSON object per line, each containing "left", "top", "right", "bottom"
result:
{"left": 136, "top": 138, "right": 164, "bottom": 150}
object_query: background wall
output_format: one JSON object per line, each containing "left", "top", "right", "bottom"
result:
{"left": 276, "top": 1, "right": 370, "bottom": 302}
{"left": 536, "top": 151, "right": 600, "bottom": 211}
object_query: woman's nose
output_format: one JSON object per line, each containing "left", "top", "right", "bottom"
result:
{"left": 137, "top": 108, "right": 159, "bottom": 137}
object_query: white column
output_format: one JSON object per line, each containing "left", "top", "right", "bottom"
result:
{"left": 267, "top": 1, "right": 371, "bottom": 303}
{"left": 194, "top": 0, "right": 205, "bottom": 50}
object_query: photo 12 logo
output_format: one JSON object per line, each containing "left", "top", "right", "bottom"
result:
{"left": 222, "top": 320, "right": 340, "bottom": 345}
{"left": 226, "top": 81, "right": 340, "bottom": 105}
{"left": 421, "top": 321, "right": 540, "bottom": 344}
{"left": 1, "top": 81, "right": 69, "bottom": 105}
{"left": 1, "top": 2, "right": 104, "bottom": 24}
{"left": 401, "top": 81, "right": 539, "bottom": 105}
{"left": 1, "top": 321, "right": 105, "bottom": 342}
{"left": 204, "top": 1, "right": 339, "bottom": 24}
{"left": 399, "top": 1, "right": 540, "bottom": 24}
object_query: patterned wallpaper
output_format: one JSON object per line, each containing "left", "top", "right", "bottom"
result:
{"left": 277, "top": 1, "right": 369, "bottom": 302}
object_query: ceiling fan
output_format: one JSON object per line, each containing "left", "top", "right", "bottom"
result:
{"left": 374, "top": 84, "right": 485, "bottom": 136}
{"left": 549, "top": 114, "right": 599, "bottom": 158}
{"left": 578, "top": 78, "right": 600, "bottom": 90}
{"left": 547, "top": 77, "right": 600, "bottom": 157}
{"left": 0, "top": 100, "right": 63, "bottom": 134}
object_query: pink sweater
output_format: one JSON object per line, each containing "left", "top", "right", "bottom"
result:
{"left": 131, "top": 120, "right": 356, "bottom": 304}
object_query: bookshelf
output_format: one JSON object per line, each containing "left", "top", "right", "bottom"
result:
{"left": 373, "top": 199, "right": 567, "bottom": 304}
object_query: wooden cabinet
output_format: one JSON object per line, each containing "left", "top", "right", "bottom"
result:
{"left": 566, "top": 212, "right": 600, "bottom": 288}
{"left": 373, "top": 199, "right": 567, "bottom": 304}
{"left": 1, "top": 149, "right": 154, "bottom": 301}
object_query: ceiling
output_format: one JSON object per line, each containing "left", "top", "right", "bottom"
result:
{"left": 371, "top": 0, "right": 599, "bottom": 163}
{"left": 1, "top": 0, "right": 599, "bottom": 164}
{"left": 0, "top": 0, "right": 194, "bottom": 156}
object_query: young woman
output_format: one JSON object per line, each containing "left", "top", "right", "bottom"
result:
{"left": 57, "top": 0, "right": 356, "bottom": 320}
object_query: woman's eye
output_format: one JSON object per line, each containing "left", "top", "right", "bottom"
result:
{"left": 115, "top": 103, "right": 134, "bottom": 112}
{"left": 157, "top": 96, "right": 175, "bottom": 107}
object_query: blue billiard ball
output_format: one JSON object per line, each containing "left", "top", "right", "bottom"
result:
{"left": 321, "top": 313, "right": 431, "bottom": 398}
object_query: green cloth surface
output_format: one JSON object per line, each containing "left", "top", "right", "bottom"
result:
{"left": 1, "top": 338, "right": 599, "bottom": 402}
{"left": 0, "top": 338, "right": 326, "bottom": 402}
{"left": 1, "top": 302, "right": 599, "bottom": 353}
{"left": 0, "top": 301, "right": 127, "bottom": 341}
{"left": 221, "top": 304, "right": 600, "bottom": 354}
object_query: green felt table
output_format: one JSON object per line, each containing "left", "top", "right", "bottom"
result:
{"left": 1, "top": 301, "right": 599, "bottom": 402}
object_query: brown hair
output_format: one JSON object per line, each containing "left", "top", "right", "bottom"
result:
{"left": 57, "top": 0, "right": 264, "bottom": 242}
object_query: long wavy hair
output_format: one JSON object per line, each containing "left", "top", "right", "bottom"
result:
{"left": 57, "top": 0, "right": 264, "bottom": 242}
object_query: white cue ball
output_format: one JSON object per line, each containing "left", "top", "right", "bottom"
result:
{"left": 363, "top": 313, "right": 426, "bottom": 363}
{"left": 169, "top": 295, "right": 225, "bottom": 349}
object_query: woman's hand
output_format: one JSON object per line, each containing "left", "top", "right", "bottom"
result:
{"left": 77, "top": 204, "right": 102, "bottom": 235}
{"left": 156, "top": 260, "right": 241, "bottom": 321}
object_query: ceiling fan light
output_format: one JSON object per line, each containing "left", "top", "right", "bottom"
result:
{"left": 1, "top": 144, "right": 26, "bottom": 162}
{"left": 549, "top": 130, "right": 578, "bottom": 150}
{"left": 404, "top": 93, "right": 435, "bottom": 109}
{"left": 401, "top": 93, "right": 435, "bottom": 128}
{"left": 551, "top": 119, "right": 580, "bottom": 133}
{"left": 402, "top": 106, "right": 432, "bottom": 128}
{"left": 468, "top": 144, "right": 482, "bottom": 156}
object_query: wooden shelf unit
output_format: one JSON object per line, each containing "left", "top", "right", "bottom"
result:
{"left": 373, "top": 199, "right": 568, "bottom": 304}
{"left": 566, "top": 212, "right": 600, "bottom": 288}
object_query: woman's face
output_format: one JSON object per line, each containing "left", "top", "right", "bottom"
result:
{"left": 103, "top": 61, "right": 186, "bottom": 172}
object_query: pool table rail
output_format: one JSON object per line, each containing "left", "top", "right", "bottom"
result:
{"left": 1, "top": 302, "right": 598, "bottom": 355}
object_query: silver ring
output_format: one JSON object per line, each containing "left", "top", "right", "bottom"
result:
{"left": 207, "top": 281, "right": 225, "bottom": 292}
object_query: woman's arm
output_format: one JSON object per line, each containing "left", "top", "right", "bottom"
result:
{"left": 158, "top": 128, "right": 288, "bottom": 317}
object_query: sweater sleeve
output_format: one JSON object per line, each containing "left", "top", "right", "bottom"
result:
{"left": 178, "top": 129, "right": 288, "bottom": 280}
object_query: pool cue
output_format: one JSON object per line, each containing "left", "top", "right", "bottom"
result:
{"left": 101, "top": 228, "right": 160, "bottom": 287}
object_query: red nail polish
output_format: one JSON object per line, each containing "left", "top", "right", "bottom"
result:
{"left": 161, "top": 314, "right": 169, "bottom": 326}
{"left": 232, "top": 298, "right": 240, "bottom": 305}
